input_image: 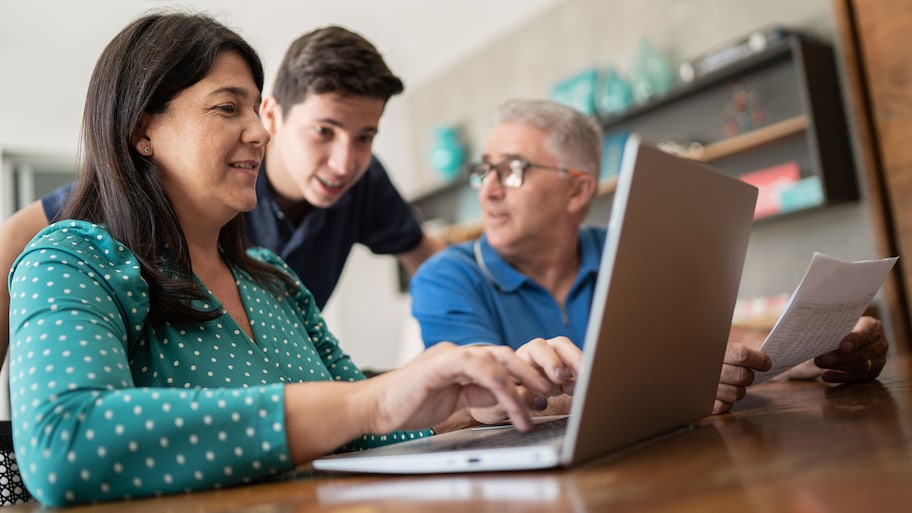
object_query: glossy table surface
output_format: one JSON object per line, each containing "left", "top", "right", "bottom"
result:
{"left": 9, "top": 353, "right": 912, "bottom": 512}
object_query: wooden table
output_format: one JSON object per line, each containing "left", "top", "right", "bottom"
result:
{"left": 8, "top": 353, "right": 912, "bottom": 512}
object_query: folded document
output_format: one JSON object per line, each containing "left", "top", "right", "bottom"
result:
{"left": 753, "top": 252, "right": 898, "bottom": 385}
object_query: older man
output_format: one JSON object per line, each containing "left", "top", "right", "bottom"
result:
{"left": 410, "top": 98, "right": 889, "bottom": 414}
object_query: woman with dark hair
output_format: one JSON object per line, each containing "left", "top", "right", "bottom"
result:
{"left": 7, "top": 13, "right": 578, "bottom": 506}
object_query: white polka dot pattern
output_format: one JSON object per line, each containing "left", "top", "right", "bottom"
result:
{"left": 7, "top": 221, "right": 429, "bottom": 506}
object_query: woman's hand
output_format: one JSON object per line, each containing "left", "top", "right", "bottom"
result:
{"left": 363, "top": 342, "right": 557, "bottom": 434}
{"left": 467, "top": 337, "right": 582, "bottom": 426}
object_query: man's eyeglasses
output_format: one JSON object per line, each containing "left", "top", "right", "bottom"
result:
{"left": 467, "top": 159, "right": 588, "bottom": 189}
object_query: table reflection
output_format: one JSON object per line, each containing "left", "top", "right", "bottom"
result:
{"left": 315, "top": 475, "right": 579, "bottom": 512}
{"left": 705, "top": 358, "right": 912, "bottom": 513}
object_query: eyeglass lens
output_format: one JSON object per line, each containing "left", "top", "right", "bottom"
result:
{"left": 469, "top": 161, "right": 525, "bottom": 189}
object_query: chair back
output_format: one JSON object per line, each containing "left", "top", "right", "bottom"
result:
{"left": 0, "top": 420, "right": 33, "bottom": 505}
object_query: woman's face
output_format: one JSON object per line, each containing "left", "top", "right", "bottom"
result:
{"left": 138, "top": 50, "right": 269, "bottom": 232}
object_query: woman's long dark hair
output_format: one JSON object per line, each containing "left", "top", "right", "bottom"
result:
{"left": 61, "top": 12, "right": 293, "bottom": 326}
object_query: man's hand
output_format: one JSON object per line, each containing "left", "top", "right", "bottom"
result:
{"left": 814, "top": 316, "right": 889, "bottom": 383}
{"left": 772, "top": 315, "right": 890, "bottom": 383}
{"left": 714, "top": 343, "right": 772, "bottom": 414}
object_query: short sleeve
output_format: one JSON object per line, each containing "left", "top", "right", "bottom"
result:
{"left": 410, "top": 246, "right": 506, "bottom": 347}
{"left": 41, "top": 182, "right": 77, "bottom": 222}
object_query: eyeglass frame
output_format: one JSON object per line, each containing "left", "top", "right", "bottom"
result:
{"left": 466, "top": 158, "right": 590, "bottom": 189}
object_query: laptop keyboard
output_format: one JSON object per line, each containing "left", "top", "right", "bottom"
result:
{"left": 442, "top": 417, "right": 568, "bottom": 451}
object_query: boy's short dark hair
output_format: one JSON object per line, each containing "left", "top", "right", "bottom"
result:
{"left": 271, "top": 26, "right": 404, "bottom": 114}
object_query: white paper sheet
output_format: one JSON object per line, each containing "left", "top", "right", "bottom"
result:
{"left": 752, "top": 252, "right": 898, "bottom": 385}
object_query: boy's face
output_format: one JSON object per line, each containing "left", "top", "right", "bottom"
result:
{"left": 261, "top": 92, "right": 386, "bottom": 208}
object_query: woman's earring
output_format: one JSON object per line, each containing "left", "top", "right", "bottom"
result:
{"left": 143, "top": 146, "right": 151, "bottom": 154}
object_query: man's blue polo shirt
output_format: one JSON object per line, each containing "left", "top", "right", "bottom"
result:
{"left": 40, "top": 156, "right": 423, "bottom": 310}
{"left": 410, "top": 226, "right": 606, "bottom": 351}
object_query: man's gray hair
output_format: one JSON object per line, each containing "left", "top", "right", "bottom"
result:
{"left": 491, "top": 99, "right": 603, "bottom": 177}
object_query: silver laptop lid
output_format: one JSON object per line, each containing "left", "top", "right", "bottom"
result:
{"left": 310, "top": 135, "right": 757, "bottom": 475}
{"left": 562, "top": 135, "right": 758, "bottom": 465}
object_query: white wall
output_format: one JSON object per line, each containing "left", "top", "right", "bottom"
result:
{"left": 0, "top": 0, "right": 561, "bottom": 180}
{"left": 0, "top": 0, "right": 562, "bottom": 370}
{"left": 334, "top": 0, "right": 888, "bottom": 368}
{"left": 1, "top": 0, "right": 885, "bottom": 372}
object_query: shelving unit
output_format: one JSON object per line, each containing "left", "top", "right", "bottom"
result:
{"left": 682, "top": 115, "right": 808, "bottom": 162}
{"left": 598, "top": 34, "right": 858, "bottom": 221}
{"left": 411, "top": 33, "right": 858, "bottom": 243}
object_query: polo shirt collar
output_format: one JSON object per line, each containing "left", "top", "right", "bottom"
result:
{"left": 576, "top": 227, "right": 603, "bottom": 282}
{"left": 474, "top": 235, "right": 528, "bottom": 292}
{"left": 475, "top": 228, "right": 601, "bottom": 293}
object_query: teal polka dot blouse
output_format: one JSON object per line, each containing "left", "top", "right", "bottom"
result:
{"left": 7, "top": 220, "right": 430, "bottom": 506}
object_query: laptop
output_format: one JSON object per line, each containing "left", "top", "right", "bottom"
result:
{"left": 312, "top": 135, "right": 758, "bottom": 474}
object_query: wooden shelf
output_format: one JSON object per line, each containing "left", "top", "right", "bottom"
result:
{"left": 592, "top": 35, "right": 858, "bottom": 221}
{"left": 682, "top": 115, "right": 809, "bottom": 162}
{"left": 597, "top": 175, "right": 618, "bottom": 196}
{"left": 437, "top": 220, "right": 483, "bottom": 243}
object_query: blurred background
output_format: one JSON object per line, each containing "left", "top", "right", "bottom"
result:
{"left": 1, "top": 0, "right": 887, "bottom": 373}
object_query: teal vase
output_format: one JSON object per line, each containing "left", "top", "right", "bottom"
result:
{"left": 631, "top": 38, "right": 674, "bottom": 105}
{"left": 596, "top": 66, "right": 633, "bottom": 116}
{"left": 429, "top": 126, "right": 466, "bottom": 181}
